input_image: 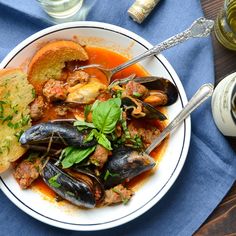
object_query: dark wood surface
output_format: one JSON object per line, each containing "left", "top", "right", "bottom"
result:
{"left": 195, "top": 1, "right": 236, "bottom": 235}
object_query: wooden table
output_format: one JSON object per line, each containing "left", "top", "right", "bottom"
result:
{"left": 195, "top": 1, "right": 236, "bottom": 235}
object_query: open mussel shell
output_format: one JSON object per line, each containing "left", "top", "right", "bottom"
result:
{"left": 42, "top": 160, "right": 104, "bottom": 208}
{"left": 19, "top": 120, "right": 97, "bottom": 149}
{"left": 133, "top": 76, "right": 178, "bottom": 106}
{"left": 103, "top": 146, "right": 156, "bottom": 189}
{"left": 121, "top": 96, "right": 167, "bottom": 120}
{"left": 140, "top": 100, "right": 167, "bottom": 120}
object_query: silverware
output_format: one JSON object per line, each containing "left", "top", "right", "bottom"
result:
{"left": 145, "top": 83, "right": 214, "bottom": 154}
{"left": 75, "top": 17, "right": 214, "bottom": 83}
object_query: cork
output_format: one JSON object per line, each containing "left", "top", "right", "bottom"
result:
{"left": 128, "top": 0, "right": 161, "bottom": 24}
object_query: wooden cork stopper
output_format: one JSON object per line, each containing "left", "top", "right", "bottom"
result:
{"left": 128, "top": 0, "right": 161, "bottom": 24}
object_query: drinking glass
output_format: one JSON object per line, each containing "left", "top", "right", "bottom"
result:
{"left": 214, "top": 0, "right": 236, "bottom": 50}
{"left": 37, "top": 0, "right": 84, "bottom": 19}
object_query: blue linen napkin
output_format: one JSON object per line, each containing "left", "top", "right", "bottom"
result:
{"left": 0, "top": 0, "right": 236, "bottom": 235}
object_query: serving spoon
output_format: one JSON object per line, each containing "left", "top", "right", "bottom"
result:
{"left": 145, "top": 83, "right": 214, "bottom": 154}
{"left": 75, "top": 17, "right": 214, "bottom": 83}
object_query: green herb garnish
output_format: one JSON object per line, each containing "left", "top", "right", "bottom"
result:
{"left": 104, "top": 169, "right": 119, "bottom": 181}
{"left": 112, "top": 187, "right": 129, "bottom": 205}
{"left": 74, "top": 120, "right": 95, "bottom": 131}
{"left": 74, "top": 98, "right": 122, "bottom": 150}
{"left": 0, "top": 101, "right": 6, "bottom": 116}
{"left": 26, "top": 152, "right": 39, "bottom": 162}
{"left": 14, "top": 130, "right": 24, "bottom": 141}
{"left": 84, "top": 104, "right": 91, "bottom": 122}
{"left": 60, "top": 146, "right": 96, "bottom": 169}
{"left": 48, "top": 174, "right": 61, "bottom": 188}
{"left": 11, "top": 104, "right": 19, "bottom": 114}
{"left": 133, "top": 92, "right": 142, "bottom": 97}
{"left": 20, "top": 114, "right": 30, "bottom": 126}
{"left": 32, "top": 88, "right": 36, "bottom": 99}
{"left": 113, "top": 89, "right": 123, "bottom": 98}
{"left": 66, "top": 191, "right": 75, "bottom": 197}
{"left": 59, "top": 98, "right": 122, "bottom": 168}
{"left": 92, "top": 98, "right": 121, "bottom": 134}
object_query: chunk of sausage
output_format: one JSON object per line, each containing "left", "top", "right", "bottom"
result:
{"left": 43, "top": 79, "right": 68, "bottom": 102}
{"left": 55, "top": 106, "right": 68, "bottom": 117}
{"left": 89, "top": 145, "right": 109, "bottom": 169}
{"left": 30, "top": 96, "right": 46, "bottom": 121}
{"left": 13, "top": 158, "right": 42, "bottom": 189}
{"left": 128, "top": 122, "right": 160, "bottom": 148}
{"left": 102, "top": 184, "right": 133, "bottom": 206}
{"left": 67, "top": 70, "right": 89, "bottom": 87}
{"left": 96, "top": 91, "right": 112, "bottom": 101}
{"left": 124, "top": 81, "right": 149, "bottom": 99}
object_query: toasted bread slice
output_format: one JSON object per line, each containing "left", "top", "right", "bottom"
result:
{"left": 0, "top": 68, "right": 34, "bottom": 173}
{"left": 28, "top": 40, "right": 88, "bottom": 90}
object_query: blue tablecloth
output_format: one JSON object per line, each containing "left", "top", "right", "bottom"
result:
{"left": 0, "top": 0, "right": 236, "bottom": 235}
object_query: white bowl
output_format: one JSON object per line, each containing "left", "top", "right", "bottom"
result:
{"left": 0, "top": 21, "right": 191, "bottom": 231}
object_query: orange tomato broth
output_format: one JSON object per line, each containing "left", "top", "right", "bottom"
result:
{"left": 32, "top": 46, "right": 169, "bottom": 196}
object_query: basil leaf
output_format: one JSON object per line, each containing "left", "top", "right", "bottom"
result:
{"left": 74, "top": 120, "right": 95, "bottom": 131}
{"left": 92, "top": 98, "right": 121, "bottom": 134}
{"left": 55, "top": 146, "right": 74, "bottom": 166}
{"left": 98, "top": 133, "right": 112, "bottom": 150}
{"left": 61, "top": 146, "right": 96, "bottom": 169}
{"left": 85, "top": 129, "right": 99, "bottom": 142}
{"left": 112, "top": 97, "right": 121, "bottom": 107}
{"left": 91, "top": 100, "right": 100, "bottom": 111}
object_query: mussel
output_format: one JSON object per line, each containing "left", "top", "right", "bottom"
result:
{"left": 66, "top": 78, "right": 107, "bottom": 104}
{"left": 121, "top": 96, "right": 167, "bottom": 120}
{"left": 113, "top": 76, "right": 178, "bottom": 106}
{"left": 133, "top": 76, "right": 179, "bottom": 106}
{"left": 19, "top": 120, "right": 96, "bottom": 149}
{"left": 103, "top": 146, "right": 156, "bottom": 189}
{"left": 42, "top": 160, "right": 104, "bottom": 208}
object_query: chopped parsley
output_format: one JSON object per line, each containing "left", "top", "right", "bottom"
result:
{"left": 14, "top": 130, "right": 24, "bottom": 141}
{"left": 112, "top": 187, "right": 130, "bottom": 205}
{"left": 132, "top": 92, "right": 142, "bottom": 97}
{"left": 48, "top": 174, "right": 61, "bottom": 188}
{"left": 104, "top": 169, "right": 119, "bottom": 181}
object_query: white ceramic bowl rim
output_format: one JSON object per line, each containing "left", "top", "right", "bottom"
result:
{"left": 0, "top": 21, "right": 191, "bottom": 231}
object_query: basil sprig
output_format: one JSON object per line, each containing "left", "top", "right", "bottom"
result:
{"left": 58, "top": 98, "right": 122, "bottom": 168}
{"left": 74, "top": 98, "right": 121, "bottom": 150}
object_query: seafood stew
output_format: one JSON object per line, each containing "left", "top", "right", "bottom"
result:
{"left": 7, "top": 41, "right": 179, "bottom": 209}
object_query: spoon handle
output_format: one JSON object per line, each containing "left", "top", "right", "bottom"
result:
{"left": 145, "top": 83, "right": 214, "bottom": 155}
{"left": 111, "top": 17, "right": 214, "bottom": 75}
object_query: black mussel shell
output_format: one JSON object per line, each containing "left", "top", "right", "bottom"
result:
{"left": 103, "top": 146, "right": 156, "bottom": 189}
{"left": 19, "top": 120, "right": 97, "bottom": 149}
{"left": 121, "top": 96, "right": 167, "bottom": 120}
{"left": 139, "top": 100, "right": 167, "bottom": 120}
{"left": 42, "top": 160, "right": 104, "bottom": 208}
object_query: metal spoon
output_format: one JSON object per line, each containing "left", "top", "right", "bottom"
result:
{"left": 75, "top": 17, "right": 214, "bottom": 83}
{"left": 145, "top": 83, "right": 214, "bottom": 154}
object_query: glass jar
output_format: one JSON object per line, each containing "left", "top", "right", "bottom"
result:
{"left": 37, "top": 0, "right": 84, "bottom": 19}
{"left": 211, "top": 72, "right": 236, "bottom": 136}
{"left": 214, "top": 0, "right": 236, "bottom": 50}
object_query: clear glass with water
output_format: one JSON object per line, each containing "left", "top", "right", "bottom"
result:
{"left": 37, "top": 0, "right": 84, "bottom": 19}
